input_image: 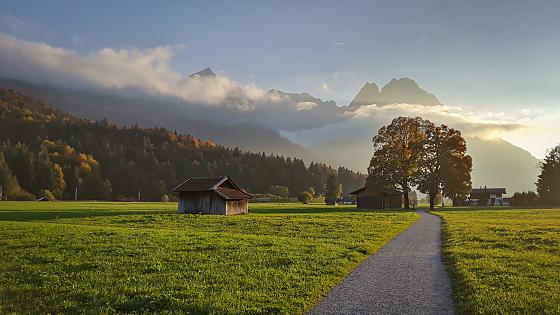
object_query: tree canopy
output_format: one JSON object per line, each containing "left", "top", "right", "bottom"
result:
{"left": 368, "top": 117, "right": 427, "bottom": 209}
{"left": 417, "top": 123, "right": 472, "bottom": 209}
{"left": 324, "top": 173, "right": 343, "bottom": 203}
{"left": 368, "top": 116, "right": 472, "bottom": 209}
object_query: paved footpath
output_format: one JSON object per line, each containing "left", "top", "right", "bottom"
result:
{"left": 309, "top": 211, "right": 454, "bottom": 315}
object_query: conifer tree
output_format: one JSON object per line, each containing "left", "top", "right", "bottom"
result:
{"left": 537, "top": 145, "right": 560, "bottom": 206}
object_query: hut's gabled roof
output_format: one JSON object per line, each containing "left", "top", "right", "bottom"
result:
{"left": 470, "top": 187, "right": 506, "bottom": 195}
{"left": 349, "top": 187, "right": 366, "bottom": 194}
{"left": 173, "top": 176, "right": 229, "bottom": 192}
{"left": 349, "top": 186, "right": 402, "bottom": 196}
{"left": 172, "top": 176, "right": 254, "bottom": 200}
{"left": 215, "top": 187, "right": 253, "bottom": 200}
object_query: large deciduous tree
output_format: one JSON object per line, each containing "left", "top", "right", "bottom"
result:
{"left": 368, "top": 117, "right": 472, "bottom": 210}
{"left": 417, "top": 124, "right": 472, "bottom": 209}
{"left": 368, "top": 117, "right": 427, "bottom": 209}
{"left": 537, "top": 145, "right": 560, "bottom": 206}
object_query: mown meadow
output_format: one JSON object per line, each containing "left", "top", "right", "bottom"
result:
{"left": 0, "top": 202, "right": 418, "bottom": 314}
{"left": 434, "top": 209, "right": 560, "bottom": 315}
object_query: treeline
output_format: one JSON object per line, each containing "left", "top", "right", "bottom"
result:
{"left": 0, "top": 87, "right": 365, "bottom": 201}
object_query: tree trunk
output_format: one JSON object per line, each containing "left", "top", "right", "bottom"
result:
{"left": 402, "top": 184, "right": 410, "bottom": 209}
{"left": 429, "top": 193, "right": 436, "bottom": 210}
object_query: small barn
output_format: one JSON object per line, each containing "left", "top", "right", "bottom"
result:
{"left": 173, "top": 176, "right": 253, "bottom": 215}
{"left": 349, "top": 186, "right": 403, "bottom": 209}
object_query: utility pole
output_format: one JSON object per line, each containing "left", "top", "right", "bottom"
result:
{"left": 138, "top": 189, "right": 141, "bottom": 202}
{"left": 75, "top": 187, "right": 78, "bottom": 201}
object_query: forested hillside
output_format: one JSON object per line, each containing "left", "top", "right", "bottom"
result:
{"left": 0, "top": 88, "right": 365, "bottom": 201}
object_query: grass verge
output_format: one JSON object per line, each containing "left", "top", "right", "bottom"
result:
{"left": 433, "top": 208, "right": 560, "bottom": 315}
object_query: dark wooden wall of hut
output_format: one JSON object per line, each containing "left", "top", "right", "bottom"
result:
{"left": 356, "top": 190, "right": 383, "bottom": 209}
{"left": 386, "top": 195, "right": 402, "bottom": 209}
{"left": 356, "top": 190, "right": 402, "bottom": 209}
{"left": 178, "top": 191, "right": 227, "bottom": 215}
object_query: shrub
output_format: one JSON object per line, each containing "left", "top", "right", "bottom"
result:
{"left": 8, "top": 188, "right": 35, "bottom": 201}
{"left": 511, "top": 191, "right": 540, "bottom": 207}
{"left": 161, "top": 194, "right": 170, "bottom": 202}
{"left": 268, "top": 185, "right": 290, "bottom": 198}
{"left": 40, "top": 189, "right": 56, "bottom": 201}
{"left": 297, "top": 191, "right": 312, "bottom": 204}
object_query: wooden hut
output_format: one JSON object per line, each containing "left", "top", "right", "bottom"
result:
{"left": 349, "top": 186, "right": 403, "bottom": 209}
{"left": 173, "top": 176, "right": 253, "bottom": 215}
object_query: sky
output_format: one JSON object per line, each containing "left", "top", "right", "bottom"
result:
{"left": 0, "top": 0, "right": 559, "bottom": 158}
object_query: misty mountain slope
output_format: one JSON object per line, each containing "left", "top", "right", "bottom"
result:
{"left": 0, "top": 79, "right": 332, "bottom": 165}
{"left": 467, "top": 137, "right": 540, "bottom": 193}
{"left": 306, "top": 132, "right": 541, "bottom": 194}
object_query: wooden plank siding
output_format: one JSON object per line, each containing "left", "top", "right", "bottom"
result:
{"left": 178, "top": 191, "right": 227, "bottom": 215}
{"left": 355, "top": 190, "right": 402, "bottom": 209}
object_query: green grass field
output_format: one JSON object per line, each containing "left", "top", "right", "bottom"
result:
{"left": 0, "top": 201, "right": 418, "bottom": 314}
{"left": 434, "top": 209, "right": 560, "bottom": 315}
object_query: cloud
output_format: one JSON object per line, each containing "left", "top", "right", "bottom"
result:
{"left": 0, "top": 32, "right": 344, "bottom": 129}
{"left": 0, "top": 32, "right": 261, "bottom": 108}
{"left": 345, "top": 103, "right": 525, "bottom": 138}
{"left": 320, "top": 82, "right": 331, "bottom": 93}
{"left": 500, "top": 109, "right": 560, "bottom": 158}
{"left": 295, "top": 101, "right": 318, "bottom": 111}
{"left": 0, "top": 15, "right": 25, "bottom": 32}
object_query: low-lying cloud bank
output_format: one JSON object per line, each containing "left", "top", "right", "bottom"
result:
{"left": 0, "top": 32, "right": 345, "bottom": 122}
{"left": 345, "top": 103, "right": 524, "bottom": 138}
{"left": 0, "top": 32, "right": 266, "bottom": 108}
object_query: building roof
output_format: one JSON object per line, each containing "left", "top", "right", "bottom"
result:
{"left": 470, "top": 187, "right": 507, "bottom": 195}
{"left": 215, "top": 187, "right": 252, "bottom": 200}
{"left": 173, "top": 176, "right": 253, "bottom": 200}
{"left": 173, "top": 176, "right": 229, "bottom": 192}
{"left": 349, "top": 187, "right": 366, "bottom": 194}
{"left": 349, "top": 186, "right": 403, "bottom": 196}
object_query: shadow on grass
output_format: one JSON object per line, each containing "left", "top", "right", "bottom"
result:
{"left": 429, "top": 206, "right": 560, "bottom": 212}
{"left": 0, "top": 203, "right": 418, "bottom": 221}
{"left": 249, "top": 206, "right": 415, "bottom": 215}
{"left": 0, "top": 210, "right": 176, "bottom": 222}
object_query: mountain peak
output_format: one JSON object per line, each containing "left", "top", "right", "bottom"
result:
{"left": 380, "top": 77, "right": 440, "bottom": 106}
{"left": 349, "top": 77, "right": 441, "bottom": 108}
{"left": 349, "top": 82, "right": 380, "bottom": 108}
{"left": 384, "top": 77, "right": 420, "bottom": 90}
{"left": 189, "top": 67, "right": 216, "bottom": 78}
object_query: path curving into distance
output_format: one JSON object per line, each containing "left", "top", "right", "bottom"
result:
{"left": 309, "top": 211, "right": 454, "bottom": 315}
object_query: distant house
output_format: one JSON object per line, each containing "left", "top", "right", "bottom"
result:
{"left": 173, "top": 176, "right": 254, "bottom": 215}
{"left": 349, "top": 186, "right": 403, "bottom": 209}
{"left": 469, "top": 187, "right": 507, "bottom": 206}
